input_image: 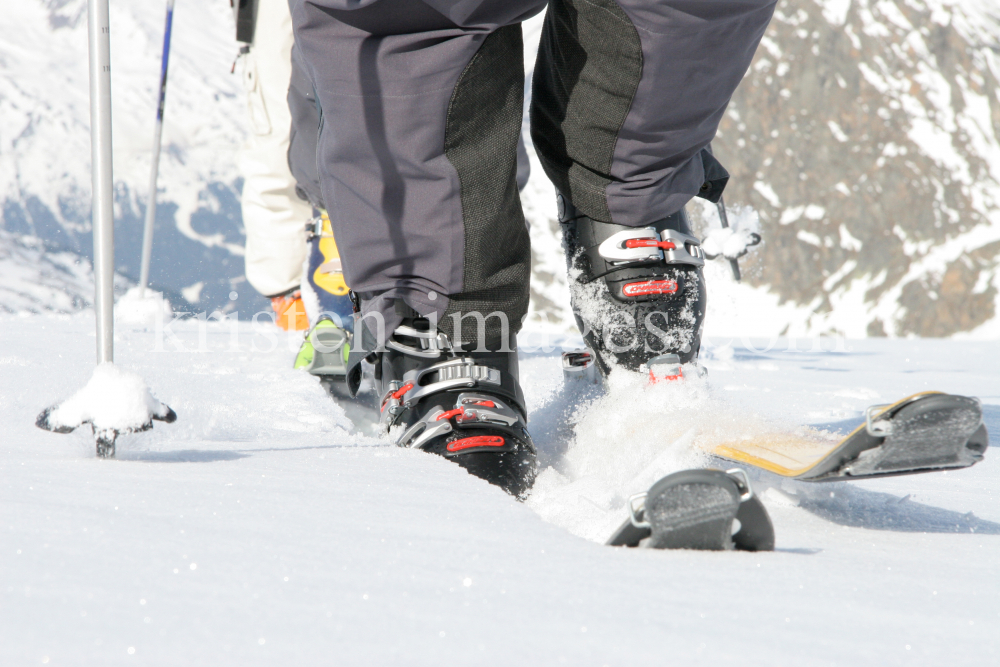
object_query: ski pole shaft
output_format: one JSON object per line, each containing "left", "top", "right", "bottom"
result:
{"left": 704, "top": 142, "right": 741, "bottom": 283}
{"left": 139, "top": 0, "right": 175, "bottom": 298}
{"left": 88, "top": 0, "right": 114, "bottom": 363}
{"left": 715, "top": 195, "right": 741, "bottom": 282}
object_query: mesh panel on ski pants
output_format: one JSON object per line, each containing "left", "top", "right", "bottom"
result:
{"left": 531, "top": 0, "right": 777, "bottom": 225}
{"left": 289, "top": 0, "right": 775, "bottom": 348}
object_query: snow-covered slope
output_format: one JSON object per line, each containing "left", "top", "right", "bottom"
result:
{"left": 1, "top": 315, "right": 997, "bottom": 665}
{"left": 0, "top": 229, "right": 125, "bottom": 314}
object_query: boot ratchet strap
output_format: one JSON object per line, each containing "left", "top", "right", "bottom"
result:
{"left": 398, "top": 393, "right": 521, "bottom": 450}
{"left": 380, "top": 358, "right": 503, "bottom": 424}
{"left": 598, "top": 228, "right": 705, "bottom": 267}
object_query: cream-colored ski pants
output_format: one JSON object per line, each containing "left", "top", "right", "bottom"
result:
{"left": 239, "top": 0, "right": 312, "bottom": 298}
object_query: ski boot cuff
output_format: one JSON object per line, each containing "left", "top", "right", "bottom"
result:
{"left": 557, "top": 194, "right": 708, "bottom": 371}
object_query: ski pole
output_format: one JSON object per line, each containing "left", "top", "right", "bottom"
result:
{"left": 714, "top": 195, "right": 742, "bottom": 283}
{"left": 139, "top": 0, "right": 175, "bottom": 298}
{"left": 89, "top": 0, "right": 115, "bottom": 363}
{"left": 34, "top": 0, "right": 178, "bottom": 458}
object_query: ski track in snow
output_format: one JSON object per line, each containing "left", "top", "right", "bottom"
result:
{"left": 1, "top": 315, "right": 998, "bottom": 665}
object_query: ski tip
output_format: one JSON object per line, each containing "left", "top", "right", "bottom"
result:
{"left": 607, "top": 468, "right": 775, "bottom": 552}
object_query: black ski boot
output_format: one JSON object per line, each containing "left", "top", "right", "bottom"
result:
{"left": 374, "top": 318, "right": 537, "bottom": 499}
{"left": 558, "top": 194, "right": 707, "bottom": 376}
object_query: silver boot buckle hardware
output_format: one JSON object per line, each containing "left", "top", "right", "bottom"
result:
{"left": 380, "top": 358, "right": 503, "bottom": 428}
{"left": 397, "top": 393, "right": 518, "bottom": 450}
{"left": 562, "top": 349, "right": 601, "bottom": 385}
{"left": 432, "top": 360, "right": 501, "bottom": 385}
{"left": 397, "top": 407, "right": 454, "bottom": 450}
{"left": 380, "top": 380, "right": 409, "bottom": 419}
{"left": 598, "top": 227, "right": 705, "bottom": 267}
{"left": 386, "top": 325, "right": 454, "bottom": 359}
{"left": 401, "top": 358, "right": 501, "bottom": 407}
{"left": 627, "top": 492, "right": 652, "bottom": 530}
{"left": 865, "top": 403, "right": 893, "bottom": 437}
{"left": 305, "top": 215, "right": 334, "bottom": 240}
{"left": 452, "top": 393, "right": 519, "bottom": 427}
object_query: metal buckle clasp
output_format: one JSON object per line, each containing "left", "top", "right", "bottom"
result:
{"left": 627, "top": 492, "right": 651, "bottom": 529}
{"left": 597, "top": 227, "right": 664, "bottom": 263}
{"left": 597, "top": 227, "right": 705, "bottom": 267}
{"left": 725, "top": 468, "right": 754, "bottom": 501}
{"left": 386, "top": 325, "right": 452, "bottom": 358}
{"left": 865, "top": 403, "right": 893, "bottom": 437}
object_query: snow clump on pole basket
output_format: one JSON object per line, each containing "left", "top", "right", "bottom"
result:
{"left": 36, "top": 364, "right": 177, "bottom": 458}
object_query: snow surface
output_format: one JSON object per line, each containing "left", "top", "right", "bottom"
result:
{"left": 2, "top": 314, "right": 998, "bottom": 665}
{"left": 115, "top": 287, "right": 173, "bottom": 329}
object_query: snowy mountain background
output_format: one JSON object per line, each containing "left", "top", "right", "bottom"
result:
{"left": 3, "top": 0, "right": 1000, "bottom": 339}
{"left": 712, "top": 0, "right": 1000, "bottom": 338}
{"left": 1, "top": 0, "right": 254, "bottom": 315}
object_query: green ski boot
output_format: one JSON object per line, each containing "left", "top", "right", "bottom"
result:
{"left": 294, "top": 318, "right": 352, "bottom": 397}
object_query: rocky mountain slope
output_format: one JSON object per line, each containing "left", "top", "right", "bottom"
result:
{"left": 714, "top": 0, "right": 1000, "bottom": 337}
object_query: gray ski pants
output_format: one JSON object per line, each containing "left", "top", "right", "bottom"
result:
{"left": 289, "top": 0, "right": 775, "bottom": 349}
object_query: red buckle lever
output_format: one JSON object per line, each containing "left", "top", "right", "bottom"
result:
{"left": 381, "top": 382, "right": 414, "bottom": 412}
{"left": 649, "top": 368, "right": 684, "bottom": 384}
{"left": 436, "top": 408, "right": 466, "bottom": 421}
{"left": 625, "top": 239, "right": 676, "bottom": 250}
{"left": 391, "top": 383, "right": 413, "bottom": 400}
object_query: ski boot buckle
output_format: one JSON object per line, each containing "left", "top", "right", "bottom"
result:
{"left": 646, "top": 353, "right": 684, "bottom": 383}
{"left": 865, "top": 403, "right": 894, "bottom": 436}
{"left": 386, "top": 325, "right": 453, "bottom": 359}
{"left": 598, "top": 228, "right": 705, "bottom": 267}
{"left": 562, "top": 350, "right": 601, "bottom": 385}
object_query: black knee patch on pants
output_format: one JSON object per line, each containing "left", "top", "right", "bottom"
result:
{"left": 530, "top": 0, "right": 643, "bottom": 223}
{"left": 442, "top": 25, "right": 530, "bottom": 350}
